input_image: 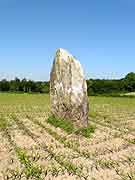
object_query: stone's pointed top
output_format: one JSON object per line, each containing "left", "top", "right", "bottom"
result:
{"left": 55, "top": 48, "right": 83, "bottom": 75}
{"left": 56, "top": 48, "right": 74, "bottom": 59}
{"left": 56, "top": 48, "right": 69, "bottom": 54}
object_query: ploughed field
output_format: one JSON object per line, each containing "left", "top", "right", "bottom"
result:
{"left": 0, "top": 93, "right": 135, "bottom": 180}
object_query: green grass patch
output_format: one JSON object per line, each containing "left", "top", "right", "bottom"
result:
{"left": 16, "top": 147, "right": 42, "bottom": 179}
{"left": 75, "top": 125, "right": 96, "bottom": 138}
{"left": 89, "top": 111, "right": 97, "bottom": 118}
{"left": 47, "top": 115, "right": 74, "bottom": 134}
{"left": 47, "top": 115, "right": 96, "bottom": 138}
{"left": 0, "top": 117, "right": 8, "bottom": 129}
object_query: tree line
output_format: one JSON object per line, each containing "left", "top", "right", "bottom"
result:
{"left": 0, "top": 72, "right": 135, "bottom": 95}
{"left": 87, "top": 72, "right": 135, "bottom": 96}
{"left": 0, "top": 78, "right": 49, "bottom": 93}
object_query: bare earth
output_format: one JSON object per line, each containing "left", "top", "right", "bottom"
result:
{"left": 0, "top": 94, "right": 134, "bottom": 180}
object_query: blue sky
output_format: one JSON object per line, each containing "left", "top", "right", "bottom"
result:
{"left": 0, "top": 0, "right": 135, "bottom": 81}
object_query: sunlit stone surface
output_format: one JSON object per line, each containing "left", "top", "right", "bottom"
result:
{"left": 50, "top": 48, "right": 89, "bottom": 127}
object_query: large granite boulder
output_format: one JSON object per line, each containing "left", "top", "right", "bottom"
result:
{"left": 50, "top": 48, "right": 89, "bottom": 128}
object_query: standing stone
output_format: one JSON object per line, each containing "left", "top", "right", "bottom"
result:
{"left": 50, "top": 48, "right": 89, "bottom": 128}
